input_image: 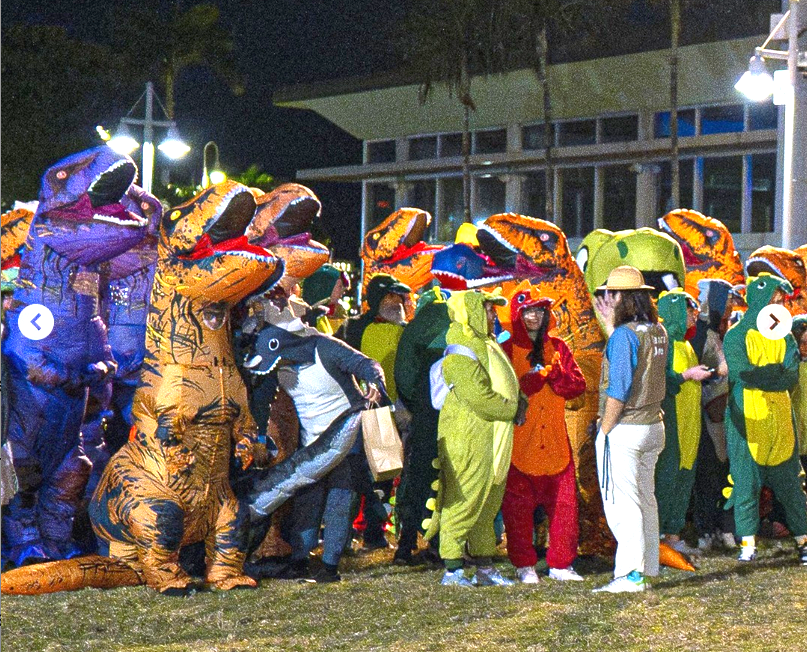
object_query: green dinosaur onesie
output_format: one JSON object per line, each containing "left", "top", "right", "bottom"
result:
{"left": 724, "top": 273, "right": 807, "bottom": 538}
{"left": 655, "top": 289, "right": 702, "bottom": 535}
{"left": 423, "top": 290, "right": 520, "bottom": 562}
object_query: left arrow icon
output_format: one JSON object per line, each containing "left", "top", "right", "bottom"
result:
{"left": 18, "top": 304, "right": 54, "bottom": 341}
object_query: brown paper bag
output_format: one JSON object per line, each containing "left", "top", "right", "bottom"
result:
{"left": 361, "top": 405, "right": 403, "bottom": 481}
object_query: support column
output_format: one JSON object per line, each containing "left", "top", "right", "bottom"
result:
{"left": 593, "top": 166, "right": 605, "bottom": 229}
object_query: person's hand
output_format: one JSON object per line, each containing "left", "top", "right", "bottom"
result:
{"left": 363, "top": 382, "right": 383, "bottom": 405}
{"left": 514, "top": 396, "right": 528, "bottom": 426}
{"left": 682, "top": 364, "right": 713, "bottom": 382}
{"left": 594, "top": 292, "right": 617, "bottom": 334}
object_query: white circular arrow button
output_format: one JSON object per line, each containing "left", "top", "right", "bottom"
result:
{"left": 17, "top": 304, "right": 54, "bottom": 341}
{"left": 757, "top": 304, "right": 792, "bottom": 340}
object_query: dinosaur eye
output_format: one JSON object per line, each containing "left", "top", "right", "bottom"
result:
{"left": 705, "top": 230, "right": 714, "bottom": 238}
{"left": 540, "top": 233, "right": 550, "bottom": 242}
{"left": 516, "top": 293, "right": 527, "bottom": 304}
{"left": 170, "top": 210, "right": 181, "bottom": 221}
{"left": 141, "top": 202, "right": 151, "bottom": 211}
{"left": 56, "top": 171, "right": 67, "bottom": 180}
{"left": 268, "top": 338, "right": 280, "bottom": 351}
{"left": 796, "top": 259, "right": 804, "bottom": 267}
{"left": 373, "top": 233, "right": 380, "bottom": 240}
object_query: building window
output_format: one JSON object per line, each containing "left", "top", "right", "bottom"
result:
{"left": 654, "top": 109, "right": 696, "bottom": 138}
{"left": 522, "top": 171, "right": 547, "bottom": 218}
{"left": 749, "top": 103, "right": 778, "bottom": 131}
{"left": 600, "top": 115, "right": 638, "bottom": 143}
{"left": 475, "top": 176, "right": 506, "bottom": 222}
{"left": 702, "top": 156, "right": 743, "bottom": 232}
{"left": 367, "top": 140, "right": 396, "bottom": 164}
{"left": 602, "top": 165, "right": 637, "bottom": 231}
{"left": 410, "top": 180, "right": 437, "bottom": 239}
{"left": 557, "top": 119, "right": 596, "bottom": 147}
{"left": 409, "top": 136, "right": 437, "bottom": 160}
{"left": 522, "top": 124, "right": 548, "bottom": 150}
{"left": 474, "top": 129, "right": 507, "bottom": 154}
{"left": 751, "top": 153, "right": 776, "bottom": 233}
{"left": 657, "top": 160, "right": 695, "bottom": 215}
{"left": 701, "top": 104, "right": 744, "bottom": 135}
{"left": 440, "top": 133, "right": 462, "bottom": 158}
{"left": 367, "top": 183, "right": 395, "bottom": 228}
{"left": 560, "top": 167, "right": 594, "bottom": 237}
{"left": 438, "top": 178, "right": 465, "bottom": 242}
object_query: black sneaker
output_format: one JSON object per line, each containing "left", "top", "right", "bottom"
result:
{"left": 393, "top": 549, "right": 414, "bottom": 566}
{"left": 300, "top": 567, "right": 341, "bottom": 584}
{"left": 798, "top": 543, "right": 807, "bottom": 566}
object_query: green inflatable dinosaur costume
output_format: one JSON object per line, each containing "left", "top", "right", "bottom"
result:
{"left": 724, "top": 273, "right": 807, "bottom": 563}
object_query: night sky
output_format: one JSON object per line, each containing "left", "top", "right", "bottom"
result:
{"left": 1, "top": 0, "right": 407, "bottom": 259}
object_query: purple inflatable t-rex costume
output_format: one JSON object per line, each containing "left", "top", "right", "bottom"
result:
{"left": 2, "top": 147, "right": 148, "bottom": 566}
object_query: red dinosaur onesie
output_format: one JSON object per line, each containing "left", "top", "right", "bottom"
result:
{"left": 502, "top": 284, "right": 586, "bottom": 576}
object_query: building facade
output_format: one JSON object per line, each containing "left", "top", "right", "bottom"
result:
{"left": 276, "top": 36, "right": 788, "bottom": 258}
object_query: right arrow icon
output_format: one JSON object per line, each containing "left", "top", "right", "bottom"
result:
{"left": 757, "top": 304, "right": 792, "bottom": 340}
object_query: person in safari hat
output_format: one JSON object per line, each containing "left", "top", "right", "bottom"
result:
{"left": 592, "top": 266, "right": 669, "bottom": 593}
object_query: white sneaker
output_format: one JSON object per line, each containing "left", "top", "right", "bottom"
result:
{"left": 548, "top": 566, "right": 583, "bottom": 581}
{"left": 737, "top": 545, "right": 756, "bottom": 562}
{"left": 516, "top": 566, "right": 540, "bottom": 584}
{"left": 592, "top": 571, "right": 647, "bottom": 593}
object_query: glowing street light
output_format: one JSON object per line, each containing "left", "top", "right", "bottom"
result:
{"left": 734, "top": 54, "right": 774, "bottom": 101}
{"left": 105, "top": 82, "right": 190, "bottom": 193}
{"left": 202, "top": 141, "right": 226, "bottom": 188}
{"left": 735, "top": 3, "right": 807, "bottom": 249}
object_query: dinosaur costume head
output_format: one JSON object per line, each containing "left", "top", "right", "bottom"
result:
{"left": 744, "top": 273, "right": 793, "bottom": 319}
{"left": 243, "top": 323, "right": 319, "bottom": 376}
{"left": 585, "top": 228, "right": 685, "bottom": 296}
{"left": 246, "top": 183, "right": 330, "bottom": 280}
{"left": 430, "top": 243, "right": 512, "bottom": 290}
{"left": 575, "top": 229, "right": 613, "bottom": 277}
{"left": 745, "top": 245, "right": 807, "bottom": 316}
{"left": 658, "top": 288, "right": 697, "bottom": 342}
{"left": 361, "top": 207, "right": 443, "bottom": 292}
{"left": 159, "top": 180, "right": 283, "bottom": 305}
{"left": 106, "top": 184, "right": 163, "bottom": 281}
{"left": 32, "top": 147, "right": 145, "bottom": 266}
{"left": 658, "top": 209, "right": 743, "bottom": 297}
{"left": 478, "top": 213, "right": 572, "bottom": 278}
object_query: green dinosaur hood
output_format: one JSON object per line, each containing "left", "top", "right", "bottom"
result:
{"left": 446, "top": 289, "right": 506, "bottom": 340}
{"left": 658, "top": 288, "right": 695, "bottom": 342}
{"left": 415, "top": 285, "right": 449, "bottom": 315}
{"left": 586, "top": 227, "right": 685, "bottom": 295}
{"left": 576, "top": 228, "right": 614, "bottom": 279}
{"left": 745, "top": 273, "right": 793, "bottom": 320}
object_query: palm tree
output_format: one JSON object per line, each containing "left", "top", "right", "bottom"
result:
{"left": 112, "top": 1, "right": 243, "bottom": 119}
{"left": 492, "top": 0, "right": 590, "bottom": 222}
{"left": 398, "top": 0, "right": 498, "bottom": 222}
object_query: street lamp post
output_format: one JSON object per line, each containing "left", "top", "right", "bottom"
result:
{"left": 735, "top": 1, "right": 807, "bottom": 248}
{"left": 107, "top": 82, "right": 190, "bottom": 194}
{"left": 202, "top": 141, "right": 226, "bottom": 188}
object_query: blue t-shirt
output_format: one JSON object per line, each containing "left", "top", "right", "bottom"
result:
{"left": 606, "top": 325, "right": 640, "bottom": 402}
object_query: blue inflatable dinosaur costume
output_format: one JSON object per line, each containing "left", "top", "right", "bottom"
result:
{"left": 2, "top": 147, "right": 146, "bottom": 566}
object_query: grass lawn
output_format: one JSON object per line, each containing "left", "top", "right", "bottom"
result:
{"left": 2, "top": 539, "right": 806, "bottom": 652}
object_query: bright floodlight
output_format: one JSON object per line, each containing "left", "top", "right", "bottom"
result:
{"left": 158, "top": 126, "right": 191, "bottom": 159}
{"left": 209, "top": 169, "right": 227, "bottom": 185}
{"left": 107, "top": 122, "right": 140, "bottom": 155}
{"left": 735, "top": 54, "right": 774, "bottom": 102}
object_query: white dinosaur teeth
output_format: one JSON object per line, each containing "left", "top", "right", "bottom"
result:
{"left": 479, "top": 226, "right": 518, "bottom": 253}
{"left": 243, "top": 354, "right": 262, "bottom": 369}
{"left": 93, "top": 213, "right": 147, "bottom": 227}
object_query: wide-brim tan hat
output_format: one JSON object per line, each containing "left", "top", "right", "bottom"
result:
{"left": 596, "top": 265, "right": 654, "bottom": 292}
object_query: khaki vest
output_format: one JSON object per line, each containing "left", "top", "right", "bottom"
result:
{"left": 599, "top": 321, "right": 667, "bottom": 425}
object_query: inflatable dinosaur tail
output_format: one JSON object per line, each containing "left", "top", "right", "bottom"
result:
{"left": 235, "top": 409, "right": 363, "bottom": 554}
{"left": 1, "top": 555, "right": 144, "bottom": 595}
{"left": 659, "top": 542, "right": 696, "bottom": 571}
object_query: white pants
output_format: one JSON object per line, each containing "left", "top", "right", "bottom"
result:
{"left": 596, "top": 422, "right": 664, "bottom": 578}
